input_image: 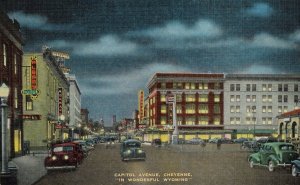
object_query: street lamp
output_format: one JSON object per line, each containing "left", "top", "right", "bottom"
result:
{"left": 0, "top": 83, "right": 10, "bottom": 175}
{"left": 59, "top": 115, "right": 65, "bottom": 141}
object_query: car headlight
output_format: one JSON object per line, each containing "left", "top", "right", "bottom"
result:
{"left": 137, "top": 149, "right": 143, "bottom": 154}
{"left": 125, "top": 150, "right": 132, "bottom": 154}
{"left": 51, "top": 156, "right": 57, "bottom": 160}
{"left": 63, "top": 155, "right": 69, "bottom": 160}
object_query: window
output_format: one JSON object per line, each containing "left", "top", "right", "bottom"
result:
{"left": 176, "top": 94, "right": 182, "bottom": 102}
{"left": 177, "top": 116, "right": 182, "bottom": 125}
{"left": 214, "top": 94, "right": 220, "bottom": 102}
{"left": 230, "top": 84, "right": 235, "bottom": 91}
{"left": 14, "top": 88, "right": 18, "bottom": 108}
{"left": 284, "top": 84, "right": 288, "bottom": 92}
{"left": 278, "top": 95, "right": 282, "bottom": 103}
{"left": 236, "top": 117, "right": 241, "bottom": 124}
{"left": 214, "top": 105, "right": 220, "bottom": 114}
{"left": 161, "top": 83, "right": 166, "bottom": 89}
{"left": 283, "top": 106, "right": 288, "bottom": 113}
{"left": 161, "top": 105, "right": 166, "bottom": 114}
{"left": 262, "top": 84, "right": 267, "bottom": 91}
{"left": 185, "top": 116, "right": 195, "bottom": 125}
{"left": 252, "top": 84, "right": 256, "bottom": 91}
{"left": 199, "top": 94, "right": 208, "bottom": 102}
{"left": 214, "top": 83, "right": 221, "bottom": 89}
{"left": 236, "top": 95, "right": 240, "bottom": 102}
{"left": 26, "top": 95, "right": 33, "bottom": 110}
{"left": 267, "top": 106, "right": 272, "bottom": 113}
{"left": 284, "top": 95, "right": 288, "bottom": 103}
{"left": 186, "top": 104, "right": 196, "bottom": 114}
{"left": 214, "top": 116, "right": 220, "bottom": 125}
{"left": 3, "top": 44, "right": 7, "bottom": 66}
{"left": 278, "top": 106, "right": 282, "bottom": 113}
{"left": 252, "top": 106, "right": 256, "bottom": 113}
{"left": 230, "top": 95, "right": 235, "bottom": 102}
{"left": 267, "top": 118, "right": 272, "bottom": 124}
{"left": 278, "top": 84, "right": 282, "bottom": 91}
{"left": 176, "top": 105, "right": 182, "bottom": 113}
{"left": 191, "top": 83, "right": 195, "bottom": 89}
{"left": 252, "top": 95, "right": 256, "bottom": 102}
{"left": 236, "top": 84, "right": 240, "bottom": 91}
{"left": 14, "top": 54, "right": 17, "bottom": 74}
{"left": 268, "top": 84, "right": 272, "bottom": 91}
{"left": 185, "top": 94, "right": 195, "bottom": 102}
{"left": 262, "top": 106, "right": 266, "bottom": 113}
{"left": 174, "top": 83, "right": 183, "bottom": 89}
{"left": 230, "top": 106, "right": 235, "bottom": 113}
{"left": 268, "top": 95, "right": 272, "bottom": 102}
{"left": 161, "top": 116, "right": 166, "bottom": 125}
{"left": 203, "top": 83, "right": 208, "bottom": 90}
{"left": 246, "top": 95, "right": 251, "bottom": 102}
{"left": 294, "top": 95, "right": 299, "bottom": 103}
{"left": 246, "top": 84, "right": 251, "bottom": 91}
{"left": 230, "top": 117, "right": 235, "bottom": 124}
{"left": 294, "top": 84, "right": 299, "bottom": 92}
{"left": 236, "top": 106, "right": 240, "bottom": 113}
{"left": 262, "top": 95, "right": 267, "bottom": 102}
{"left": 199, "top": 116, "right": 208, "bottom": 125}
{"left": 160, "top": 94, "right": 166, "bottom": 102}
{"left": 199, "top": 104, "right": 208, "bottom": 113}
{"left": 262, "top": 118, "right": 266, "bottom": 124}
{"left": 185, "top": 83, "right": 195, "bottom": 89}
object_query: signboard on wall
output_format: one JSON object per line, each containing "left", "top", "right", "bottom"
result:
{"left": 138, "top": 90, "right": 144, "bottom": 121}
{"left": 58, "top": 88, "right": 63, "bottom": 116}
{"left": 31, "top": 57, "right": 37, "bottom": 90}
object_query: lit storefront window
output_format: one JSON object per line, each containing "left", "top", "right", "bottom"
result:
{"left": 160, "top": 94, "right": 166, "bottom": 102}
{"left": 161, "top": 105, "right": 166, "bottom": 113}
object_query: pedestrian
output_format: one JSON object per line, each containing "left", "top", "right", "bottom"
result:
{"left": 217, "top": 139, "right": 221, "bottom": 150}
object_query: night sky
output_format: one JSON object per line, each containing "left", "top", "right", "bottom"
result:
{"left": 2, "top": 0, "right": 300, "bottom": 124}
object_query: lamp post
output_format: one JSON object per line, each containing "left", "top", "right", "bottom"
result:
{"left": 0, "top": 83, "right": 10, "bottom": 175}
{"left": 59, "top": 115, "right": 65, "bottom": 141}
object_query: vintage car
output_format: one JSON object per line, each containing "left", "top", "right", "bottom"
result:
{"left": 151, "top": 138, "right": 162, "bottom": 147}
{"left": 44, "top": 142, "right": 84, "bottom": 171}
{"left": 291, "top": 158, "right": 300, "bottom": 177}
{"left": 248, "top": 142, "right": 299, "bottom": 172}
{"left": 120, "top": 139, "right": 146, "bottom": 161}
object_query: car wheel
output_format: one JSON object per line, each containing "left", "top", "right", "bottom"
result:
{"left": 268, "top": 161, "right": 275, "bottom": 172}
{"left": 249, "top": 158, "right": 255, "bottom": 168}
{"left": 292, "top": 165, "right": 298, "bottom": 177}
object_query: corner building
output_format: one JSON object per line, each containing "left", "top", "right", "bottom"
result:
{"left": 0, "top": 11, "right": 24, "bottom": 157}
{"left": 147, "top": 73, "right": 225, "bottom": 140}
{"left": 22, "top": 50, "right": 69, "bottom": 149}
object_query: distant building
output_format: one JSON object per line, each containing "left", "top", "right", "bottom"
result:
{"left": 224, "top": 74, "right": 300, "bottom": 138}
{"left": 65, "top": 74, "right": 82, "bottom": 139}
{"left": 0, "top": 10, "right": 24, "bottom": 157}
{"left": 22, "top": 50, "right": 69, "bottom": 149}
{"left": 277, "top": 108, "right": 300, "bottom": 140}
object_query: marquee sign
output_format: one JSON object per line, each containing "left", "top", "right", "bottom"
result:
{"left": 138, "top": 90, "right": 144, "bottom": 120}
{"left": 58, "top": 88, "right": 63, "bottom": 115}
{"left": 31, "top": 57, "right": 37, "bottom": 90}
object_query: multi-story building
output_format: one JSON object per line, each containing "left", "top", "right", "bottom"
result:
{"left": 277, "top": 108, "right": 300, "bottom": 140}
{"left": 22, "top": 49, "right": 69, "bottom": 149}
{"left": 65, "top": 74, "right": 82, "bottom": 139}
{"left": 0, "top": 11, "right": 24, "bottom": 157}
{"left": 224, "top": 74, "right": 300, "bottom": 138}
{"left": 147, "top": 73, "right": 225, "bottom": 140}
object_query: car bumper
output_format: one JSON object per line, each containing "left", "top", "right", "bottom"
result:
{"left": 277, "top": 163, "right": 292, "bottom": 167}
{"left": 45, "top": 165, "right": 76, "bottom": 170}
{"left": 123, "top": 157, "right": 146, "bottom": 161}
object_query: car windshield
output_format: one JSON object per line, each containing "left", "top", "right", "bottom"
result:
{"left": 125, "top": 142, "right": 141, "bottom": 148}
{"left": 279, "top": 145, "right": 295, "bottom": 151}
{"left": 53, "top": 146, "right": 73, "bottom": 152}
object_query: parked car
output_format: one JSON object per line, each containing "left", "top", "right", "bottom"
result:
{"left": 233, "top": 138, "right": 248, "bottom": 143}
{"left": 248, "top": 142, "right": 299, "bottom": 172}
{"left": 220, "top": 138, "right": 233, "bottom": 144}
{"left": 291, "top": 158, "right": 300, "bottom": 177}
{"left": 241, "top": 140, "right": 260, "bottom": 152}
{"left": 151, "top": 138, "right": 162, "bottom": 147}
{"left": 73, "top": 140, "right": 94, "bottom": 157}
{"left": 120, "top": 139, "right": 146, "bottom": 161}
{"left": 186, "top": 138, "right": 205, "bottom": 145}
{"left": 208, "top": 138, "right": 220, "bottom": 143}
{"left": 177, "top": 138, "right": 186, "bottom": 144}
{"left": 105, "top": 137, "right": 116, "bottom": 149}
{"left": 44, "top": 142, "right": 84, "bottom": 171}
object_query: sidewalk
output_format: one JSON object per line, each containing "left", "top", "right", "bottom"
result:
{"left": 11, "top": 151, "right": 47, "bottom": 185}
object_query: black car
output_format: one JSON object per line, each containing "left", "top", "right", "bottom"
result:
{"left": 120, "top": 139, "right": 146, "bottom": 161}
{"left": 151, "top": 138, "right": 162, "bottom": 147}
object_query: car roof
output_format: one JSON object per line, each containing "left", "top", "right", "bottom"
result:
{"left": 123, "top": 139, "right": 141, "bottom": 143}
{"left": 264, "top": 142, "right": 294, "bottom": 147}
{"left": 53, "top": 142, "right": 76, "bottom": 147}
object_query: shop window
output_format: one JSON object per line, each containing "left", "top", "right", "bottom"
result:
{"left": 26, "top": 95, "right": 33, "bottom": 110}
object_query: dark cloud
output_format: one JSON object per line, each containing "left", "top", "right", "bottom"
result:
{"left": 2, "top": 0, "right": 300, "bottom": 122}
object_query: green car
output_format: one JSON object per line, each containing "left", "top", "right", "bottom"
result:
{"left": 248, "top": 142, "right": 299, "bottom": 172}
{"left": 120, "top": 139, "right": 146, "bottom": 161}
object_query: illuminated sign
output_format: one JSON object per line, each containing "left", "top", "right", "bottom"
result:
{"left": 58, "top": 88, "right": 63, "bottom": 115}
{"left": 138, "top": 90, "right": 144, "bottom": 121}
{"left": 31, "top": 57, "right": 37, "bottom": 90}
{"left": 21, "top": 89, "right": 40, "bottom": 95}
{"left": 20, "top": 114, "right": 41, "bottom": 120}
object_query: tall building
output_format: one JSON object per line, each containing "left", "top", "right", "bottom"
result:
{"left": 147, "top": 73, "right": 225, "bottom": 139}
{"left": 224, "top": 74, "right": 300, "bottom": 138}
{"left": 22, "top": 49, "right": 69, "bottom": 149}
{"left": 0, "top": 10, "right": 24, "bottom": 157}
{"left": 65, "top": 74, "right": 82, "bottom": 139}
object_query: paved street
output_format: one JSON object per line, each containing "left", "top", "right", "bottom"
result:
{"left": 34, "top": 143, "right": 300, "bottom": 185}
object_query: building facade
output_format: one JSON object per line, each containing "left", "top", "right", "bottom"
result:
{"left": 65, "top": 74, "right": 82, "bottom": 139}
{"left": 147, "top": 73, "right": 225, "bottom": 141}
{"left": 0, "top": 11, "right": 24, "bottom": 157}
{"left": 22, "top": 50, "right": 69, "bottom": 149}
{"left": 277, "top": 108, "right": 300, "bottom": 140}
{"left": 224, "top": 74, "right": 300, "bottom": 138}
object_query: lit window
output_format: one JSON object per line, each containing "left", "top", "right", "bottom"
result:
{"left": 236, "top": 106, "right": 240, "bottom": 113}
{"left": 14, "top": 54, "right": 17, "bottom": 74}
{"left": 26, "top": 95, "right": 33, "bottom": 110}
{"left": 191, "top": 83, "right": 195, "bottom": 89}
{"left": 160, "top": 94, "right": 166, "bottom": 102}
{"left": 262, "top": 95, "right": 267, "bottom": 102}
{"left": 203, "top": 83, "right": 208, "bottom": 90}
{"left": 214, "top": 105, "right": 220, "bottom": 114}
{"left": 214, "top": 94, "right": 220, "bottom": 102}
{"left": 283, "top": 106, "right": 288, "bottom": 113}
{"left": 214, "top": 116, "right": 220, "bottom": 125}
{"left": 3, "top": 44, "right": 7, "bottom": 66}
{"left": 268, "top": 84, "right": 272, "bottom": 91}
{"left": 176, "top": 94, "right": 182, "bottom": 102}
{"left": 176, "top": 105, "right": 182, "bottom": 113}
{"left": 185, "top": 83, "right": 190, "bottom": 89}
{"left": 268, "top": 95, "right": 272, "bottom": 102}
{"left": 199, "top": 94, "right": 208, "bottom": 102}
{"left": 252, "top": 95, "right": 256, "bottom": 102}
{"left": 230, "top": 106, "right": 235, "bottom": 113}
{"left": 199, "top": 116, "right": 208, "bottom": 125}
{"left": 262, "top": 106, "right": 266, "bottom": 113}
{"left": 185, "top": 94, "right": 195, "bottom": 102}
{"left": 161, "top": 105, "right": 166, "bottom": 114}
{"left": 186, "top": 104, "right": 196, "bottom": 114}
{"left": 230, "top": 95, "right": 235, "bottom": 102}
{"left": 268, "top": 106, "right": 272, "bottom": 113}
{"left": 267, "top": 118, "right": 272, "bottom": 124}
{"left": 236, "top": 117, "right": 241, "bottom": 124}
{"left": 14, "top": 88, "right": 18, "bottom": 108}
{"left": 246, "top": 117, "right": 251, "bottom": 124}
{"left": 230, "top": 117, "right": 235, "bottom": 124}
{"left": 262, "top": 84, "right": 267, "bottom": 91}
{"left": 161, "top": 83, "right": 166, "bottom": 89}
{"left": 246, "top": 95, "right": 251, "bottom": 102}
{"left": 278, "top": 106, "right": 282, "bottom": 113}
{"left": 177, "top": 116, "right": 182, "bottom": 125}
{"left": 185, "top": 116, "right": 195, "bottom": 125}
{"left": 236, "top": 95, "right": 240, "bottom": 102}
{"left": 262, "top": 118, "right": 266, "bottom": 124}
{"left": 161, "top": 116, "right": 166, "bottom": 125}
{"left": 199, "top": 104, "right": 208, "bottom": 114}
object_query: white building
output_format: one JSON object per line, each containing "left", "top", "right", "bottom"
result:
{"left": 224, "top": 74, "right": 300, "bottom": 138}
{"left": 65, "top": 74, "right": 82, "bottom": 139}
